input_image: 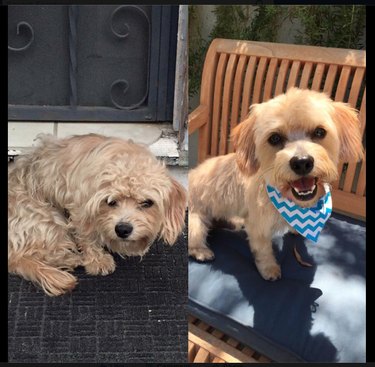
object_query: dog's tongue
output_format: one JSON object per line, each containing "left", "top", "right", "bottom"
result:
{"left": 291, "top": 177, "right": 315, "bottom": 191}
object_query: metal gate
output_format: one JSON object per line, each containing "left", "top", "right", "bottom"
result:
{"left": 8, "top": 5, "right": 178, "bottom": 122}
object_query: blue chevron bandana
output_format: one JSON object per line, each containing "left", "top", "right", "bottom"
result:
{"left": 266, "top": 184, "right": 332, "bottom": 243}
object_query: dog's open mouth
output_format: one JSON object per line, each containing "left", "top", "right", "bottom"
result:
{"left": 290, "top": 177, "right": 318, "bottom": 201}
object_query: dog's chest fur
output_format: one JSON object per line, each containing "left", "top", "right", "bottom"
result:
{"left": 245, "top": 181, "right": 291, "bottom": 236}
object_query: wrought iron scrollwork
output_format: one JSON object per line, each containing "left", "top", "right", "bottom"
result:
{"left": 109, "top": 5, "right": 150, "bottom": 110}
{"left": 110, "top": 5, "right": 149, "bottom": 39}
{"left": 110, "top": 9, "right": 130, "bottom": 39}
{"left": 110, "top": 79, "right": 130, "bottom": 109}
{"left": 8, "top": 21, "right": 34, "bottom": 52}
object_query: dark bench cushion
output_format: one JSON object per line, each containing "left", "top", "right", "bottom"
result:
{"left": 188, "top": 213, "right": 365, "bottom": 362}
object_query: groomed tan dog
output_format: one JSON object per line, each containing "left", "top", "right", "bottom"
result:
{"left": 189, "top": 88, "right": 363, "bottom": 280}
{"left": 9, "top": 134, "right": 187, "bottom": 296}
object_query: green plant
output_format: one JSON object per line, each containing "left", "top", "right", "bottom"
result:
{"left": 291, "top": 5, "right": 366, "bottom": 49}
{"left": 189, "top": 5, "right": 210, "bottom": 97}
{"left": 246, "top": 6, "right": 288, "bottom": 42}
{"left": 188, "top": 5, "right": 366, "bottom": 97}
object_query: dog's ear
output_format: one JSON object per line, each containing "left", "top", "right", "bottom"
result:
{"left": 231, "top": 105, "right": 259, "bottom": 175}
{"left": 332, "top": 102, "right": 364, "bottom": 162}
{"left": 160, "top": 178, "right": 187, "bottom": 245}
{"left": 80, "top": 190, "right": 108, "bottom": 222}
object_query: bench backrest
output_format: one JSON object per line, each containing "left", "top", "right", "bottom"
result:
{"left": 191, "top": 38, "right": 366, "bottom": 219}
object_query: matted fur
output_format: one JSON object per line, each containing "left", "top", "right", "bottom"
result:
{"left": 9, "top": 134, "right": 187, "bottom": 296}
{"left": 188, "top": 88, "right": 364, "bottom": 280}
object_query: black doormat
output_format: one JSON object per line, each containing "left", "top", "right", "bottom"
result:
{"left": 8, "top": 230, "right": 187, "bottom": 363}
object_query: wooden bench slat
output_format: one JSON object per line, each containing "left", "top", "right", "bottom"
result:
{"left": 211, "top": 329, "right": 225, "bottom": 339}
{"left": 335, "top": 65, "right": 352, "bottom": 101}
{"left": 211, "top": 356, "right": 226, "bottom": 363}
{"left": 333, "top": 66, "right": 364, "bottom": 190}
{"left": 263, "top": 57, "right": 278, "bottom": 101}
{"left": 340, "top": 162, "right": 357, "bottom": 193}
{"left": 196, "top": 320, "right": 211, "bottom": 331}
{"left": 193, "top": 347, "right": 210, "bottom": 363}
{"left": 299, "top": 61, "right": 313, "bottom": 89}
{"left": 228, "top": 55, "right": 248, "bottom": 153}
{"left": 241, "top": 346, "right": 256, "bottom": 357}
{"left": 331, "top": 189, "right": 365, "bottom": 219}
{"left": 323, "top": 64, "right": 338, "bottom": 96}
{"left": 343, "top": 69, "right": 366, "bottom": 192}
{"left": 355, "top": 89, "right": 366, "bottom": 196}
{"left": 348, "top": 67, "right": 366, "bottom": 108}
{"left": 210, "top": 53, "right": 229, "bottom": 157}
{"left": 189, "top": 324, "right": 258, "bottom": 363}
{"left": 198, "top": 48, "right": 220, "bottom": 162}
{"left": 359, "top": 88, "right": 366, "bottom": 135}
{"left": 274, "top": 59, "right": 290, "bottom": 96}
{"left": 240, "top": 56, "right": 258, "bottom": 121}
{"left": 356, "top": 161, "right": 366, "bottom": 196}
{"left": 227, "top": 337, "right": 240, "bottom": 348}
{"left": 230, "top": 55, "right": 248, "bottom": 131}
{"left": 311, "top": 62, "right": 326, "bottom": 91}
{"left": 286, "top": 60, "right": 301, "bottom": 89}
{"left": 252, "top": 57, "right": 268, "bottom": 104}
{"left": 323, "top": 64, "right": 345, "bottom": 190}
{"left": 188, "top": 341, "right": 196, "bottom": 361}
{"left": 220, "top": 53, "right": 238, "bottom": 155}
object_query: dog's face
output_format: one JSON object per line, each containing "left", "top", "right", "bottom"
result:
{"left": 232, "top": 88, "right": 364, "bottom": 207}
{"left": 98, "top": 189, "right": 165, "bottom": 256}
{"left": 92, "top": 176, "right": 186, "bottom": 257}
{"left": 74, "top": 143, "right": 186, "bottom": 256}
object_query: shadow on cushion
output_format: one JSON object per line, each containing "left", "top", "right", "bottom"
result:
{"left": 188, "top": 213, "right": 365, "bottom": 362}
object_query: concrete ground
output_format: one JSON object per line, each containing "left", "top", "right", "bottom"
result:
{"left": 8, "top": 121, "right": 188, "bottom": 188}
{"left": 168, "top": 166, "right": 188, "bottom": 189}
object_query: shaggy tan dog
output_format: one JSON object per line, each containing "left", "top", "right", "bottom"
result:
{"left": 189, "top": 88, "right": 363, "bottom": 280}
{"left": 9, "top": 134, "right": 187, "bottom": 296}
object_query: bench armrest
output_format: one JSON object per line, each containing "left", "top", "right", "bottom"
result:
{"left": 188, "top": 105, "right": 209, "bottom": 134}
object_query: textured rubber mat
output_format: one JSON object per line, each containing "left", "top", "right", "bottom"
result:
{"left": 8, "top": 230, "right": 187, "bottom": 363}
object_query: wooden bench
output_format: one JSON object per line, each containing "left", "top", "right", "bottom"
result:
{"left": 188, "top": 38, "right": 366, "bottom": 363}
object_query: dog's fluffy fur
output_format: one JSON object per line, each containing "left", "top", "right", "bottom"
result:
{"left": 9, "top": 134, "right": 187, "bottom": 296}
{"left": 189, "top": 88, "right": 364, "bottom": 280}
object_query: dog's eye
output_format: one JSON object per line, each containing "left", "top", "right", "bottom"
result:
{"left": 268, "top": 133, "right": 283, "bottom": 146}
{"left": 313, "top": 127, "right": 326, "bottom": 139}
{"left": 140, "top": 199, "right": 154, "bottom": 208}
{"left": 108, "top": 200, "right": 117, "bottom": 207}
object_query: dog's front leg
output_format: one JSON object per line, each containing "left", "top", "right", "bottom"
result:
{"left": 188, "top": 212, "right": 215, "bottom": 261}
{"left": 245, "top": 222, "right": 281, "bottom": 281}
{"left": 80, "top": 242, "right": 116, "bottom": 276}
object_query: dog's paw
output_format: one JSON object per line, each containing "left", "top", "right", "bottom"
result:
{"left": 256, "top": 262, "right": 281, "bottom": 281}
{"left": 189, "top": 247, "right": 215, "bottom": 262}
{"left": 84, "top": 254, "right": 116, "bottom": 276}
{"left": 229, "top": 216, "right": 245, "bottom": 231}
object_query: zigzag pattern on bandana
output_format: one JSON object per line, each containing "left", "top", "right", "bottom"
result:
{"left": 266, "top": 184, "right": 332, "bottom": 243}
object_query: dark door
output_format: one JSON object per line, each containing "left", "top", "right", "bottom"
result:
{"left": 8, "top": 5, "right": 178, "bottom": 122}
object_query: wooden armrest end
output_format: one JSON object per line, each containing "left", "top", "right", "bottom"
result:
{"left": 188, "top": 105, "right": 209, "bottom": 134}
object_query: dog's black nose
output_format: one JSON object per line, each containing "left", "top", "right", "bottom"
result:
{"left": 290, "top": 155, "right": 314, "bottom": 175}
{"left": 115, "top": 222, "right": 133, "bottom": 239}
